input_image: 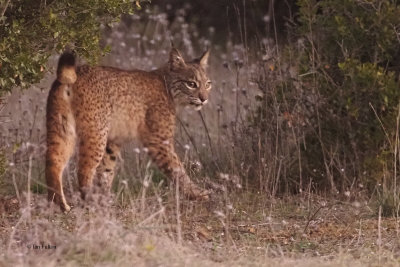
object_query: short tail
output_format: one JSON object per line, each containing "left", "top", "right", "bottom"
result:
{"left": 57, "top": 52, "right": 77, "bottom": 84}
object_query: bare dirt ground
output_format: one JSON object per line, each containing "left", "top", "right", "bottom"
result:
{"left": 0, "top": 191, "right": 398, "bottom": 266}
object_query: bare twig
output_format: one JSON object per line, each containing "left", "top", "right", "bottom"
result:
{"left": 12, "top": 172, "right": 20, "bottom": 202}
{"left": 197, "top": 111, "right": 214, "bottom": 155}
{"left": 177, "top": 116, "right": 200, "bottom": 157}
{"left": 378, "top": 205, "right": 382, "bottom": 265}
{"left": 394, "top": 104, "right": 400, "bottom": 205}
{"left": 137, "top": 207, "right": 165, "bottom": 227}
{"left": 27, "top": 154, "right": 32, "bottom": 219}
{"left": 0, "top": 0, "right": 11, "bottom": 18}
{"left": 369, "top": 102, "right": 392, "bottom": 147}
{"left": 175, "top": 175, "right": 182, "bottom": 246}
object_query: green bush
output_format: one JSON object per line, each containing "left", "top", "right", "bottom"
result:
{"left": 251, "top": 0, "right": 400, "bottom": 195}
{"left": 0, "top": 0, "right": 139, "bottom": 92}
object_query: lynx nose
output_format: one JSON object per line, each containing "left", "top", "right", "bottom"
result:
{"left": 199, "top": 91, "right": 208, "bottom": 103}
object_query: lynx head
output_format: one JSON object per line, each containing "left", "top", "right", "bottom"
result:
{"left": 166, "top": 48, "right": 211, "bottom": 111}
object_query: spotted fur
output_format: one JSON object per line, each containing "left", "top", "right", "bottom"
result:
{"left": 46, "top": 48, "right": 211, "bottom": 212}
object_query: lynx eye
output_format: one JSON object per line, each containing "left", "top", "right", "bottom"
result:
{"left": 185, "top": 81, "right": 197, "bottom": 89}
{"left": 205, "top": 81, "right": 212, "bottom": 89}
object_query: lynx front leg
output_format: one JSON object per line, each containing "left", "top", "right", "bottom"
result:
{"left": 94, "top": 142, "right": 121, "bottom": 193}
{"left": 139, "top": 126, "right": 209, "bottom": 200}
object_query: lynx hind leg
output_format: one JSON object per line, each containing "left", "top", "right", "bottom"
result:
{"left": 94, "top": 142, "right": 121, "bottom": 194}
{"left": 77, "top": 128, "right": 108, "bottom": 199}
{"left": 46, "top": 82, "right": 76, "bottom": 212}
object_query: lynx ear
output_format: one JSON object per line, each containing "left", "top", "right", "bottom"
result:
{"left": 169, "top": 48, "right": 186, "bottom": 70}
{"left": 198, "top": 49, "right": 210, "bottom": 69}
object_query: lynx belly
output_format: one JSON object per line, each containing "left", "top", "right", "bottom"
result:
{"left": 107, "top": 107, "right": 144, "bottom": 144}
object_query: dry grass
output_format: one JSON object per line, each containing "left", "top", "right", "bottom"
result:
{"left": 0, "top": 192, "right": 398, "bottom": 266}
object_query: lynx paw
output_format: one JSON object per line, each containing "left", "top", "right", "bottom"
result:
{"left": 61, "top": 203, "right": 71, "bottom": 213}
{"left": 183, "top": 183, "right": 211, "bottom": 201}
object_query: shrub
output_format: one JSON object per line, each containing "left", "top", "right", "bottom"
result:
{"left": 0, "top": 0, "right": 139, "bottom": 93}
{"left": 251, "top": 0, "right": 400, "bottom": 196}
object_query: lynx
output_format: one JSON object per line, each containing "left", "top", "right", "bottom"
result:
{"left": 46, "top": 47, "right": 211, "bottom": 212}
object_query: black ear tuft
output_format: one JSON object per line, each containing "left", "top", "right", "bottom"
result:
{"left": 169, "top": 48, "right": 186, "bottom": 70}
{"left": 194, "top": 49, "right": 210, "bottom": 69}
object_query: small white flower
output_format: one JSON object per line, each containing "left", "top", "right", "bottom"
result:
{"left": 218, "top": 173, "right": 229, "bottom": 181}
{"left": 184, "top": 144, "right": 190, "bottom": 150}
{"left": 143, "top": 147, "right": 149, "bottom": 153}
{"left": 134, "top": 148, "right": 140, "bottom": 154}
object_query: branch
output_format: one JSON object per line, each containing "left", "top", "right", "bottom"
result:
{"left": 1, "top": 0, "right": 11, "bottom": 18}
